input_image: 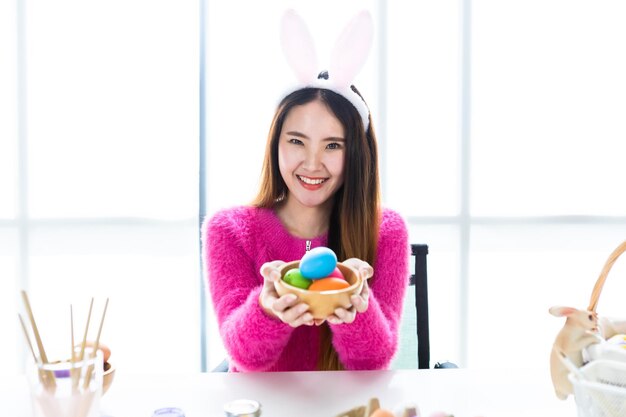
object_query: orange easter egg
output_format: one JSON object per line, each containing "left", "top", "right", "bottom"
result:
{"left": 82, "top": 341, "right": 112, "bottom": 363}
{"left": 308, "top": 277, "right": 350, "bottom": 291}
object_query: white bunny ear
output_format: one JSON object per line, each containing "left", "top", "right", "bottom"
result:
{"left": 280, "top": 9, "right": 319, "bottom": 84}
{"left": 328, "top": 10, "right": 374, "bottom": 88}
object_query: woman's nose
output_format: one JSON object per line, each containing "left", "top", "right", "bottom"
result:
{"left": 302, "top": 148, "right": 322, "bottom": 170}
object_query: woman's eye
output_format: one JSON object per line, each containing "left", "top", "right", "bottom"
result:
{"left": 288, "top": 138, "right": 303, "bottom": 145}
{"left": 326, "top": 142, "right": 342, "bottom": 150}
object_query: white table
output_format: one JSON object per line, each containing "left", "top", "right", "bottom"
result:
{"left": 2, "top": 367, "right": 578, "bottom": 417}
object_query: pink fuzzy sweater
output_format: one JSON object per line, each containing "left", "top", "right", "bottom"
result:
{"left": 202, "top": 206, "right": 409, "bottom": 372}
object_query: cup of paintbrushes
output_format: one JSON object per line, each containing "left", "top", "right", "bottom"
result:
{"left": 28, "top": 348, "right": 103, "bottom": 417}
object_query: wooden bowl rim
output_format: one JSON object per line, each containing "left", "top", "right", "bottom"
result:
{"left": 104, "top": 362, "right": 114, "bottom": 374}
{"left": 277, "top": 261, "right": 362, "bottom": 294}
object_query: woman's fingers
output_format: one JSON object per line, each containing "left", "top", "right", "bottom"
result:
{"left": 326, "top": 291, "right": 369, "bottom": 325}
{"left": 359, "top": 275, "right": 370, "bottom": 295}
{"left": 271, "top": 293, "right": 298, "bottom": 311}
{"left": 343, "top": 258, "right": 374, "bottom": 280}
{"left": 268, "top": 294, "right": 313, "bottom": 327}
{"left": 360, "top": 265, "right": 374, "bottom": 280}
{"left": 277, "top": 302, "right": 313, "bottom": 327}
{"left": 351, "top": 294, "right": 368, "bottom": 313}
{"left": 330, "top": 306, "right": 356, "bottom": 324}
{"left": 260, "top": 260, "right": 285, "bottom": 282}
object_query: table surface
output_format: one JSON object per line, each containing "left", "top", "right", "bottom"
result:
{"left": 2, "top": 367, "right": 577, "bottom": 417}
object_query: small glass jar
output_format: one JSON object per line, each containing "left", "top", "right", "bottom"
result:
{"left": 152, "top": 407, "right": 185, "bottom": 417}
{"left": 28, "top": 349, "right": 103, "bottom": 417}
{"left": 223, "top": 399, "right": 262, "bottom": 417}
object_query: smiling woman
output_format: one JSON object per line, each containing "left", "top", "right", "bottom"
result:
{"left": 202, "top": 9, "right": 410, "bottom": 373}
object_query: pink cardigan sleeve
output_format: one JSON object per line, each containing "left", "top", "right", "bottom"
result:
{"left": 202, "top": 210, "right": 294, "bottom": 371}
{"left": 329, "top": 209, "right": 410, "bottom": 370}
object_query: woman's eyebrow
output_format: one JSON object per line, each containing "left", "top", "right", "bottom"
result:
{"left": 285, "top": 131, "right": 345, "bottom": 141}
{"left": 285, "top": 130, "right": 309, "bottom": 139}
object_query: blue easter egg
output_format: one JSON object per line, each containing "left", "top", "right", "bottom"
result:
{"left": 300, "top": 247, "right": 337, "bottom": 279}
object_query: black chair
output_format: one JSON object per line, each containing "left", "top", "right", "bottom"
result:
{"left": 410, "top": 243, "right": 430, "bottom": 369}
{"left": 410, "top": 243, "right": 457, "bottom": 370}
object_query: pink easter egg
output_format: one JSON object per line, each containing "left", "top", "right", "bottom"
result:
{"left": 327, "top": 267, "right": 345, "bottom": 280}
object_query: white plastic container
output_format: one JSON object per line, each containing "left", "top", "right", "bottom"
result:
{"left": 569, "top": 359, "right": 626, "bottom": 417}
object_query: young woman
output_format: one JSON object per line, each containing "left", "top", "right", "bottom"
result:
{"left": 202, "top": 83, "right": 409, "bottom": 372}
{"left": 202, "top": 10, "right": 409, "bottom": 372}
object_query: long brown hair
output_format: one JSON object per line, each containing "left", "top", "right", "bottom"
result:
{"left": 252, "top": 87, "right": 381, "bottom": 370}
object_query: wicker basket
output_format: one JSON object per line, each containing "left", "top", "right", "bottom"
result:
{"left": 570, "top": 241, "right": 626, "bottom": 417}
{"left": 587, "top": 241, "right": 626, "bottom": 314}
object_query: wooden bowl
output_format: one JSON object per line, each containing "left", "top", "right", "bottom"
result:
{"left": 75, "top": 343, "right": 115, "bottom": 395}
{"left": 103, "top": 361, "right": 115, "bottom": 395}
{"left": 274, "top": 261, "right": 362, "bottom": 319}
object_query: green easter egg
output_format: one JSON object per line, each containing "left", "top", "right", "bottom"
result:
{"left": 283, "top": 268, "right": 312, "bottom": 289}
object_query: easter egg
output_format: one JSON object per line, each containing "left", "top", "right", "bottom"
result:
{"left": 300, "top": 247, "right": 337, "bottom": 279}
{"left": 81, "top": 341, "right": 112, "bottom": 363}
{"left": 327, "top": 267, "right": 344, "bottom": 280}
{"left": 308, "top": 277, "right": 350, "bottom": 291}
{"left": 283, "top": 268, "right": 312, "bottom": 289}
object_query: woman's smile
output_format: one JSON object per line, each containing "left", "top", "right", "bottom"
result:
{"left": 297, "top": 174, "right": 329, "bottom": 189}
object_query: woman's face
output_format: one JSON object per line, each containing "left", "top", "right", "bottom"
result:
{"left": 278, "top": 99, "right": 346, "bottom": 210}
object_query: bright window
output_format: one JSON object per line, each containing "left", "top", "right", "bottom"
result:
{"left": 2, "top": 0, "right": 199, "bottom": 376}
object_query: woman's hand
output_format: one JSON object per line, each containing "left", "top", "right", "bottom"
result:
{"left": 259, "top": 260, "right": 315, "bottom": 327}
{"left": 325, "top": 258, "right": 373, "bottom": 325}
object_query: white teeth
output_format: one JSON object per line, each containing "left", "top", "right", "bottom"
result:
{"left": 297, "top": 175, "right": 326, "bottom": 185}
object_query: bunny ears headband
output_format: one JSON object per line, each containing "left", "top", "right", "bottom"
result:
{"left": 279, "top": 9, "right": 374, "bottom": 131}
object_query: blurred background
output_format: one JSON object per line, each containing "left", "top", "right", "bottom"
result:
{"left": 2, "top": 0, "right": 626, "bottom": 376}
